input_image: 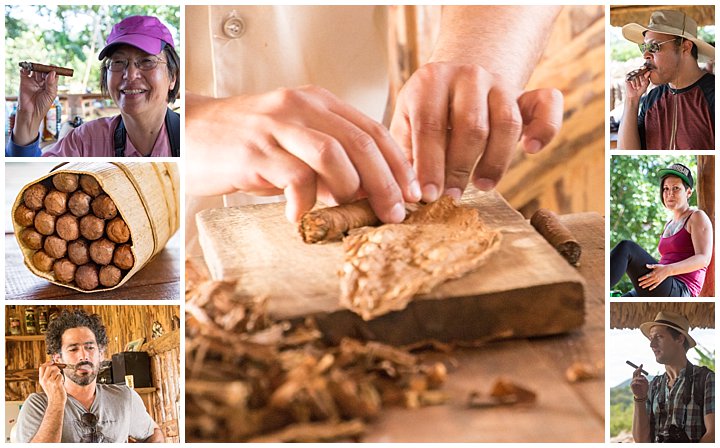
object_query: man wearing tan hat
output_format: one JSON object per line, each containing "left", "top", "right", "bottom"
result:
{"left": 630, "top": 311, "right": 714, "bottom": 443}
{"left": 618, "top": 10, "right": 714, "bottom": 150}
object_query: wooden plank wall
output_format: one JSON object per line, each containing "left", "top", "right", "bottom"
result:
{"left": 389, "top": 6, "right": 605, "bottom": 217}
{"left": 5, "top": 304, "right": 180, "bottom": 442}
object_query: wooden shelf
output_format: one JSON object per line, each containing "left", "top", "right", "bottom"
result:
{"left": 135, "top": 387, "right": 157, "bottom": 394}
{"left": 6, "top": 335, "right": 45, "bottom": 342}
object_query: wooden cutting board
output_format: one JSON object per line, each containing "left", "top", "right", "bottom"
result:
{"left": 196, "top": 189, "right": 586, "bottom": 345}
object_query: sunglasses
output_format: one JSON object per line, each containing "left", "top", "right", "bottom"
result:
{"left": 80, "top": 412, "right": 100, "bottom": 443}
{"left": 638, "top": 38, "right": 677, "bottom": 54}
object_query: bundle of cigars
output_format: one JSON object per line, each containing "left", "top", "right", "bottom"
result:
{"left": 12, "top": 162, "right": 179, "bottom": 292}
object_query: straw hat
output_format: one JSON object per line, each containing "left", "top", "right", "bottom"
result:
{"left": 640, "top": 311, "right": 697, "bottom": 348}
{"left": 622, "top": 10, "right": 714, "bottom": 62}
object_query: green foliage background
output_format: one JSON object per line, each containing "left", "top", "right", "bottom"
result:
{"left": 610, "top": 155, "right": 697, "bottom": 294}
{"left": 5, "top": 5, "right": 180, "bottom": 96}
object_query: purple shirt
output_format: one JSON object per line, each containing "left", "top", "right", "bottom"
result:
{"left": 658, "top": 225, "right": 706, "bottom": 297}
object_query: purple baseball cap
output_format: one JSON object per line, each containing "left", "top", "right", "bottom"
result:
{"left": 98, "top": 15, "right": 175, "bottom": 60}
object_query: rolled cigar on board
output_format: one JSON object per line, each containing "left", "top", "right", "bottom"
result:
{"left": 530, "top": 208, "right": 581, "bottom": 266}
{"left": 19, "top": 61, "right": 74, "bottom": 77}
{"left": 625, "top": 63, "right": 651, "bottom": 82}
{"left": 299, "top": 199, "right": 381, "bottom": 244}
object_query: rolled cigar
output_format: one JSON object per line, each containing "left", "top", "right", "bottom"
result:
{"left": 53, "top": 258, "right": 77, "bottom": 283}
{"left": 626, "top": 63, "right": 652, "bottom": 82}
{"left": 19, "top": 61, "right": 74, "bottom": 77}
{"left": 106, "top": 217, "right": 130, "bottom": 243}
{"left": 91, "top": 194, "right": 117, "bottom": 220}
{"left": 79, "top": 175, "right": 102, "bottom": 197}
{"left": 14, "top": 204, "right": 36, "bottom": 227}
{"left": 626, "top": 360, "right": 649, "bottom": 376}
{"left": 68, "top": 239, "right": 90, "bottom": 265}
{"left": 99, "top": 265, "right": 122, "bottom": 287}
{"left": 79, "top": 214, "right": 105, "bottom": 240}
{"left": 89, "top": 238, "right": 115, "bottom": 265}
{"left": 44, "top": 235, "right": 67, "bottom": 259}
{"left": 68, "top": 190, "right": 92, "bottom": 217}
{"left": 299, "top": 199, "right": 381, "bottom": 244}
{"left": 32, "top": 250, "right": 55, "bottom": 272}
{"left": 530, "top": 208, "right": 581, "bottom": 266}
{"left": 113, "top": 244, "right": 134, "bottom": 270}
{"left": 75, "top": 264, "right": 99, "bottom": 290}
{"left": 52, "top": 173, "right": 79, "bottom": 193}
{"left": 43, "top": 190, "right": 68, "bottom": 216}
{"left": 56, "top": 214, "right": 80, "bottom": 241}
{"left": 24, "top": 184, "right": 48, "bottom": 211}
{"left": 34, "top": 210, "right": 56, "bottom": 235}
{"left": 20, "top": 228, "right": 44, "bottom": 250}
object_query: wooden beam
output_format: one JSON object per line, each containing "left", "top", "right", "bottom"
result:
{"left": 698, "top": 156, "right": 715, "bottom": 297}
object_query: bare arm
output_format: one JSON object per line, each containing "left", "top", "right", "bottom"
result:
{"left": 617, "top": 71, "right": 651, "bottom": 150}
{"left": 700, "top": 413, "right": 715, "bottom": 442}
{"left": 29, "top": 362, "right": 67, "bottom": 443}
{"left": 143, "top": 423, "right": 165, "bottom": 443}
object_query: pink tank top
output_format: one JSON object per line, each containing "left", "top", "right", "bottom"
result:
{"left": 657, "top": 213, "right": 706, "bottom": 296}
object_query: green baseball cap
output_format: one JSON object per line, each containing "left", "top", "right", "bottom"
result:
{"left": 658, "top": 163, "right": 693, "bottom": 188}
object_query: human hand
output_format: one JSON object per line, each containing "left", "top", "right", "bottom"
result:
{"left": 624, "top": 68, "right": 651, "bottom": 102}
{"left": 638, "top": 263, "right": 672, "bottom": 290}
{"left": 390, "top": 61, "right": 562, "bottom": 201}
{"left": 38, "top": 361, "right": 67, "bottom": 405}
{"left": 630, "top": 364, "right": 649, "bottom": 399}
{"left": 13, "top": 69, "right": 58, "bottom": 146}
{"left": 185, "top": 88, "right": 420, "bottom": 223}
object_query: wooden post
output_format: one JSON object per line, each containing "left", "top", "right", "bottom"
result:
{"left": 698, "top": 155, "right": 715, "bottom": 297}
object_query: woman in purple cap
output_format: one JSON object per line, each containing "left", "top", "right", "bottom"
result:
{"left": 6, "top": 15, "right": 180, "bottom": 157}
{"left": 610, "top": 163, "right": 712, "bottom": 297}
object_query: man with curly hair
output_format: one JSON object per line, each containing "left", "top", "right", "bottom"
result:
{"left": 14, "top": 309, "right": 164, "bottom": 443}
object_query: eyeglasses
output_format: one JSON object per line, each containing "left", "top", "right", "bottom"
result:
{"left": 106, "top": 56, "right": 167, "bottom": 72}
{"left": 80, "top": 412, "right": 101, "bottom": 443}
{"left": 638, "top": 38, "right": 677, "bottom": 54}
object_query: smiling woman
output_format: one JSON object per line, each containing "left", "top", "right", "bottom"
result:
{"left": 6, "top": 15, "right": 180, "bottom": 157}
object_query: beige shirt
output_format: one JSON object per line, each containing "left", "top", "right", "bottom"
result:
{"left": 186, "top": 6, "right": 390, "bottom": 257}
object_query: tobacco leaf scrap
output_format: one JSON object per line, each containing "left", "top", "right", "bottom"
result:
{"left": 340, "top": 196, "right": 501, "bottom": 320}
{"left": 467, "top": 378, "right": 537, "bottom": 408}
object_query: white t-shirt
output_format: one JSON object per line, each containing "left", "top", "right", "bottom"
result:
{"left": 15, "top": 384, "right": 155, "bottom": 443}
{"left": 186, "top": 6, "right": 391, "bottom": 257}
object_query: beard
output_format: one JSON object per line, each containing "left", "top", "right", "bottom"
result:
{"left": 65, "top": 361, "right": 99, "bottom": 386}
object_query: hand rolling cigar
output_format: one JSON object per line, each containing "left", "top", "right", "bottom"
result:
{"left": 625, "top": 63, "right": 651, "bottom": 82}
{"left": 626, "top": 360, "right": 649, "bottom": 376}
{"left": 19, "top": 61, "right": 74, "bottom": 77}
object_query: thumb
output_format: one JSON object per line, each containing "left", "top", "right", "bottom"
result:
{"left": 517, "top": 88, "right": 563, "bottom": 154}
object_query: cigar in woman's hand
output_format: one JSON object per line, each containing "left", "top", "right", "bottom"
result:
{"left": 19, "top": 61, "right": 74, "bottom": 77}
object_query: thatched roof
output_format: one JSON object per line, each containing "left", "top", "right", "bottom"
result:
{"left": 611, "top": 302, "right": 715, "bottom": 329}
{"left": 610, "top": 5, "right": 715, "bottom": 29}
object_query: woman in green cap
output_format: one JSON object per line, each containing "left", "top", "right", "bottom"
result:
{"left": 610, "top": 163, "right": 712, "bottom": 296}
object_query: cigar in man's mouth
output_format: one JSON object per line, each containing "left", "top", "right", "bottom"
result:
{"left": 19, "top": 61, "right": 74, "bottom": 77}
{"left": 53, "top": 363, "right": 77, "bottom": 370}
{"left": 626, "top": 360, "right": 649, "bottom": 375}
{"left": 625, "top": 63, "right": 652, "bottom": 82}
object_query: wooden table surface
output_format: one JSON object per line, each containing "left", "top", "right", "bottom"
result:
{"left": 361, "top": 213, "right": 605, "bottom": 442}
{"left": 186, "top": 212, "right": 605, "bottom": 442}
{"left": 5, "top": 232, "right": 181, "bottom": 301}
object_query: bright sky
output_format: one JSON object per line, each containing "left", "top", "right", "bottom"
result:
{"left": 608, "top": 327, "right": 715, "bottom": 388}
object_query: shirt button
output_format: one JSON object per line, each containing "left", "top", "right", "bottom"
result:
{"left": 223, "top": 17, "right": 246, "bottom": 39}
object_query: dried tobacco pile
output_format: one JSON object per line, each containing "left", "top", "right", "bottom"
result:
{"left": 185, "top": 259, "right": 449, "bottom": 443}
{"left": 14, "top": 173, "right": 134, "bottom": 290}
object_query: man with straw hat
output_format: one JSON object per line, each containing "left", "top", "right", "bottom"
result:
{"left": 618, "top": 10, "right": 714, "bottom": 150}
{"left": 630, "top": 311, "right": 714, "bottom": 443}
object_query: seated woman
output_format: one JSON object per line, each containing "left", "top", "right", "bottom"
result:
{"left": 6, "top": 15, "right": 179, "bottom": 157}
{"left": 610, "top": 163, "right": 713, "bottom": 297}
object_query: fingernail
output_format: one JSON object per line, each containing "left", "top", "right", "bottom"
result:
{"left": 388, "top": 202, "right": 406, "bottom": 223}
{"left": 285, "top": 203, "right": 299, "bottom": 223}
{"left": 525, "top": 139, "right": 543, "bottom": 154}
{"left": 444, "top": 187, "right": 462, "bottom": 200}
{"left": 422, "top": 183, "right": 439, "bottom": 202}
{"left": 409, "top": 180, "right": 422, "bottom": 202}
{"left": 474, "top": 178, "right": 496, "bottom": 191}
